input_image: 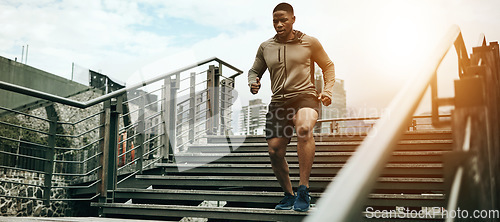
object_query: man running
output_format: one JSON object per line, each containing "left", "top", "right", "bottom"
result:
{"left": 248, "top": 2, "right": 335, "bottom": 212}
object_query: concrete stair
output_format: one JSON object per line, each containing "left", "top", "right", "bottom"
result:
{"left": 92, "top": 130, "right": 451, "bottom": 221}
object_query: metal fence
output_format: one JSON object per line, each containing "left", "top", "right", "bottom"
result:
{"left": 0, "top": 57, "right": 242, "bottom": 205}
{"left": 316, "top": 114, "right": 451, "bottom": 135}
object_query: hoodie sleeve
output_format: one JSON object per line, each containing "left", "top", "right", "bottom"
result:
{"left": 310, "top": 37, "right": 335, "bottom": 100}
{"left": 248, "top": 43, "right": 268, "bottom": 86}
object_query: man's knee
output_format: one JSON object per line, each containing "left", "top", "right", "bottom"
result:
{"left": 267, "top": 138, "right": 288, "bottom": 158}
{"left": 294, "top": 108, "right": 317, "bottom": 139}
{"left": 296, "top": 125, "right": 313, "bottom": 139}
{"left": 268, "top": 146, "right": 280, "bottom": 159}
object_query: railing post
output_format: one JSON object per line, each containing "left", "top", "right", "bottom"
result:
{"left": 189, "top": 72, "right": 196, "bottom": 143}
{"left": 97, "top": 101, "right": 106, "bottom": 205}
{"left": 43, "top": 106, "right": 56, "bottom": 206}
{"left": 206, "top": 65, "right": 220, "bottom": 135}
{"left": 161, "top": 75, "right": 178, "bottom": 161}
{"left": 430, "top": 73, "right": 440, "bottom": 126}
{"left": 99, "top": 99, "right": 119, "bottom": 204}
{"left": 136, "top": 92, "right": 145, "bottom": 174}
{"left": 219, "top": 78, "right": 232, "bottom": 135}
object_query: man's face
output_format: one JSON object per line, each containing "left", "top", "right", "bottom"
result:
{"left": 273, "top": 10, "right": 295, "bottom": 41}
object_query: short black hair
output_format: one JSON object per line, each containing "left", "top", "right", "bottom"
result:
{"left": 273, "top": 2, "right": 294, "bottom": 15}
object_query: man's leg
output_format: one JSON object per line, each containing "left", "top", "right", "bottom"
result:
{"left": 267, "top": 137, "right": 293, "bottom": 195}
{"left": 293, "top": 108, "right": 318, "bottom": 188}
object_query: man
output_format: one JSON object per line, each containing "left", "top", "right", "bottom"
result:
{"left": 248, "top": 2, "right": 335, "bottom": 212}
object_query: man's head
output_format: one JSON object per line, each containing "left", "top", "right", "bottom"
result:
{"left": 273, "top": 2, "right": 295, "bottom": 42}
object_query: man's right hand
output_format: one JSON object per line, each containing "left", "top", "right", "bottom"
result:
{"left": 250, "top": 77, "right": 261, "bottom": 94}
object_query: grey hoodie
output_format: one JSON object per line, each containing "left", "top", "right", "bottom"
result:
{"left": 248, "top": 30, "right": 335, "bottom": 103}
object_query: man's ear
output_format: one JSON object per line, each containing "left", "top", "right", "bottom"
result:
{"left": 292, "top": 15, "right": 296, "bottom": 24}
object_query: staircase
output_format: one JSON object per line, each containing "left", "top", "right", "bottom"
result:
{"left": 2, "top": 34, "right": 499, "bottom": 220}
{"left": 92, "top": 129, "right": 452, "bottom": 221}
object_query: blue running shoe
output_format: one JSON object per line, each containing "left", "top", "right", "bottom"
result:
{"left": 293, "top": 185, "right": 311, "bottom": 212}
{"left": 275, "top": 192, "right": 296, "bottom": 210}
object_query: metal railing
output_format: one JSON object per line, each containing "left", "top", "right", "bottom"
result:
{"left": 317, "top": 114, "right": 451, "bottom": 135}
{"left": 0, "top": 57, "right": 242, "bottom": 205}
{"left": 306, "top": 25, "right": 477, "bottom": 221}
{"left": 443, "top": 34, "right": 500, "bottom": 218}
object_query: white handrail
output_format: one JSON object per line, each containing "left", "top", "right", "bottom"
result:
{"left": 305, "top": 25, "right": 461, "bottom": 222}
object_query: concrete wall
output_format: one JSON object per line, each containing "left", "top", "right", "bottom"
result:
{"left": 0, "top": 56, "right": 89, "bottom": 110}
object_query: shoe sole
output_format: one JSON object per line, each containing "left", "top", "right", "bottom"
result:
{"left": 293, "top": 206, "right": 309, "bottom": 212}
{"left": 275, "top": 206, "right": 293, "bottom": 210}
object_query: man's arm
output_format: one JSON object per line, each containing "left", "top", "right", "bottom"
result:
{"left": 248, "top": 44, "right": 267, "bottom": 94}
{"left": 311, "top": 37, "right": 335, "bottom": 106}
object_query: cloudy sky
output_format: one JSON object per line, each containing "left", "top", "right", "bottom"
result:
{"left": 2, "top": 0, "right": 500, "bottom": 115}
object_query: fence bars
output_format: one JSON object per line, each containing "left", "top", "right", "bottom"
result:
{"left": 445, "top": 38, "right": 500, "bottom": 215}
{"left": 0, "top": 57, "right": 242, "bottom": 207}
{"left": 42, "top": 107, "right": 56, "bottom": 205}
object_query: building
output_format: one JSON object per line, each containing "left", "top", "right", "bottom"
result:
{"left": 322, "top": 79, "right": 347, "bottom": 120}
{"left": 238, "top": 99, "right": 267, "bottom": 135}
{"left": 314, "top": 66, "right": 347, "bottom": 133}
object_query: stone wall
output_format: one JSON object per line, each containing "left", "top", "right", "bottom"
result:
{"left": 0, "top": 88, "right": 104, "bottom": 217}
{"left": 0, "top": 169, "right": 71, "bottom": 217}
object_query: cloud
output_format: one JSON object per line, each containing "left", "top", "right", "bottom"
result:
{"left": 2, "top": 0, "right": 500, "bottom": 114}
{"left": 0, "top": 0, "right": 171, "bottom": 77}
{"left": 138, "top": 0, "right": 275, "bottom": 30}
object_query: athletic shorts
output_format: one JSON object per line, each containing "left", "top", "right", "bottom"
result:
{"left": 265, "top": 94, "right": 320, "bottom": 141}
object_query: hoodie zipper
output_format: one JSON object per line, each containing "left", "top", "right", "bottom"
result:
{"left": 278, "top": 48, "right": 281, "bottom": 62}
{"left": 281, "top": 44, "right": 287, "bottom": 96}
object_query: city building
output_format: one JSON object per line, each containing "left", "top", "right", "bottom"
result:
{"left": 314, "top": 67, "right": 347, "bottom": 133}
{"left": 238, "top": 99, "right": 267, "bottom": 135}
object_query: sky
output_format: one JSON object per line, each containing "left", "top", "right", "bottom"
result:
{"left": 2, "top": 0, "right": 500, "bottom": 117}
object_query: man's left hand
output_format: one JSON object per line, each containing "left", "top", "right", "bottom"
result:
{"left": 318, "top": 93, "right": 332, "bottom": 106}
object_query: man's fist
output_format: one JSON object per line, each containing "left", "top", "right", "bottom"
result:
{"left": 250, "top": 77, "right": 261, "bottom": 94}
{"left": 318, "top": 92, "right": 332, "bottom": 106}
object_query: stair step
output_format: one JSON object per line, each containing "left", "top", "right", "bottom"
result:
{"left": 156, "top": 163, "right": 443, "bottom": 176}
{"left": 366, "top": 193, "right": 445, "bottom": 207}
{"left": 126, "top": 175, "right": 444, "bottom": 192}
{"left": 173, "top": 151, "right": 449, "bottom": 164}
{"left": 206, "top": 134, "right": 367, "bottom": 143}
{"left": 92, "top": 203, "right": 307, "bottom": 222}
{"left": 205, "top": 130, "right": 452, "bottom": 143}
{"left": 187, "top": 140, "right": 453, "bottom": 152}
{"left": 113, "top": 188, "right": 445, "bottom": 207}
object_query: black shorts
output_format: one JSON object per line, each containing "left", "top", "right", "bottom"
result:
{"left": 265, "top": 94, "right": 320, "bottom": 141}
